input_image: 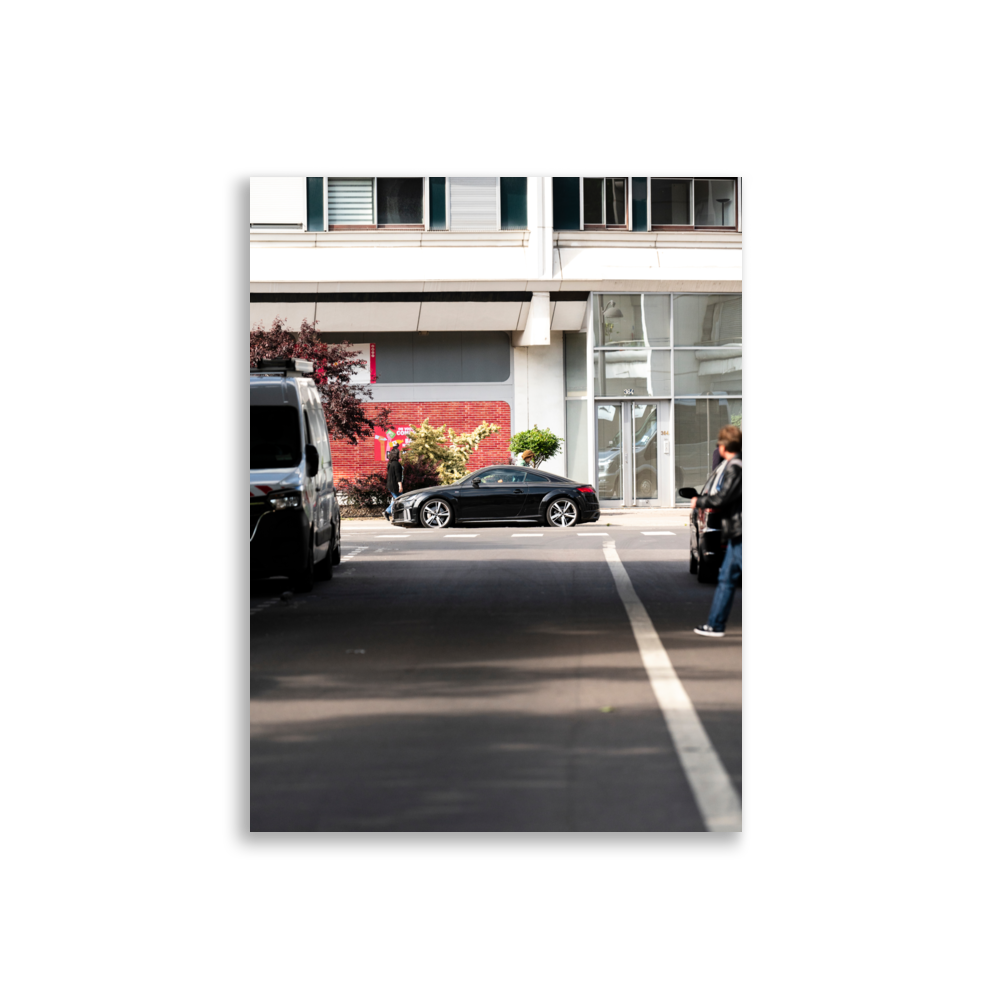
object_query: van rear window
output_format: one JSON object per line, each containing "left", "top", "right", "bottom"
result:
{"left": 250, "top": 406, "right": 301, "bottom": 469}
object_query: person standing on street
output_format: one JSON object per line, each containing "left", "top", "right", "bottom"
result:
{"left": 384, "top": 444, "right": 404, "bottom": 521}
{"left": 693, "top": 425, "right": 742, "bottom": 637}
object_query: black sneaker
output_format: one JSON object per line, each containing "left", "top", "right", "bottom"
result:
{"left": 694, "top": 624, "right": 726, "bottom": 637}
{"left": 384, "top": 511, "right": 391, "bottom": 521}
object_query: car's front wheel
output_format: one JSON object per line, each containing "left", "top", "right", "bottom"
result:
{"left": 292, "top": 535, "right": 315, "bottom": 592}
{"left": 420, "top": 499, "right": 453, "bottom": 528}
{"left": 546, "top": 498, "right": 579, "bottom": 527}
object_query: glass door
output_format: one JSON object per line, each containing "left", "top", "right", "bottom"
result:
{"left": 596, "top": 401, "right": 673, "bottom": 507}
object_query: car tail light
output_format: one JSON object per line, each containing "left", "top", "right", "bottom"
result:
{"left": 577, "top": 486, "right": 595, "bottom": 494}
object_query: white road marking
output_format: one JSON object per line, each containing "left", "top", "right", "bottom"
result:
{"left": 341, "top": 545, "right": 367, "bottom": 562}
{"left": 602, "top": 539, "right": 741, "bottom": 833}
{"left": 445, "top": 534, "right": 478, "bottom": 538}
{"left": 579, "top": 532, "right": 608, "bottom": 536}
{"left": 511, "top": 533, "right": 543, "bottom": 537}
{"left": 642, "top": 531, "right": 677, "bottom": 536}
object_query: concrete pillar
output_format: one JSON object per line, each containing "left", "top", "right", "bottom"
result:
{"left": 511, "top": 330, "right": 566, "bottom": 476}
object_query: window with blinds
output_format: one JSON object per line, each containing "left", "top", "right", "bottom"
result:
{"left": 327, "top": 178, "right": 374, "bottom": 226}
{"left": 449, "top": 177, "right": 498, "bottom": 230}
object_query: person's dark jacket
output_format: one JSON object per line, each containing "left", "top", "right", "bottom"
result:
{"left": 696, "top": 456, "right": 741, "bottom": 541}
{"left": 387, "top": 450, "right": 404, "bottom": 494}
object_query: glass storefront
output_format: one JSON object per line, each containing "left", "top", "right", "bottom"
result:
{"left": 567, "top": 292, "right": 742, "bottom": 506}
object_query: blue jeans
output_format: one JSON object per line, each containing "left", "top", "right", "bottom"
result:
{"left": 708, "top": 539, "right": 742, "bottom": 631}
{"left": 385, "top": 490, "right": 399, "bottom": 515}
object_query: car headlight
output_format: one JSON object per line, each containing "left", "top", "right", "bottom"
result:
{"left": 269, "top": 492, "right": 302, "bottom": 510}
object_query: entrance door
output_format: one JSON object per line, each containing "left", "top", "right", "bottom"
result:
{"left": 596, "top": 401, "right": 672, "bottom": 506}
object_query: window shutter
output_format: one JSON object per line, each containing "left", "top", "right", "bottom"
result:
{"left": 449, "top": 177, "right": 498, "bottom": 230}
{"left": 327, "top": 178, "right": 374, "bottom": 225}
{"left": 250, "top": 177, "right": 304, "bottom": 228}
{"left": 552, "top": 177, "right": 581, "bottom": 230}
{"left": 500, "top": 177, "right": 528, "bottom": 230}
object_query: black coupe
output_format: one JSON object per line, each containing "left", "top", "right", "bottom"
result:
{"left": 679, "top": 480, "right": 728, "bottom": 584}
{"left": 391, "top": 466, "right": 601, "bottom": 529}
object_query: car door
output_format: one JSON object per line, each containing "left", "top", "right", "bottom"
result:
{"left": 460, "top": 468, "right": 527, "bottom": 520}
{"left": 517, "top": 471, "right": 554, "bottom": 517}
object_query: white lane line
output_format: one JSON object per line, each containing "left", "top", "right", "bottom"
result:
{"left": 602, "top": 539, "right": 741, "bottom": 833}
{"left": 579, "top": 532, "right": 609, "bottom": 536}
{"left": 512, "top": 533, "right": 543, "bottom": 537}
{"left": 642, "top": 531, "right": 676, "bottom": 536}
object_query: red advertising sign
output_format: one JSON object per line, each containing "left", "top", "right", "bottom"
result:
{"left": 369, "top": 343, "right": 376, "bottom": 384}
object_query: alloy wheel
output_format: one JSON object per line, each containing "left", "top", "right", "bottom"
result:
{"left": 421, "top": 499, "right": 452, "bottom": 528}
{"left": 547, "top": 499, "right": 578, "bottom": 527}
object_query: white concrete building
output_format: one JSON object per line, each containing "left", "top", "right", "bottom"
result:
{"left": 250, "top": 176, "right": 742, "bottom": 506}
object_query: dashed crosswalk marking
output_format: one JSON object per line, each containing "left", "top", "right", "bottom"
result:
{"left": 642, "top": 531, "right": 676, "bottom": 535}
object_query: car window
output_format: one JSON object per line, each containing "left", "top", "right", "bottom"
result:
{"left": 524, "top": 472, "right": 548, "bottom": 483}
{"left": 479, "top": 469, "right": 527, "bottom": 484}
{"left": 250, "top": 406, "right": 302, "bottom": 469}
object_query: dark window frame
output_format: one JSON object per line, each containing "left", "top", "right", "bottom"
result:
{"left": 582, "top": 177, "right": 629, "bottom": 230}
{"left": 649, "top": 177, "right": 739, "bottom": 232}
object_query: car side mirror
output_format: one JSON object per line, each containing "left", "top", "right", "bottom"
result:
{"left": 677, "top": 487, "right": 697, "bottom": 499}
{"left": 305, "top": 444, "right": 319, "bottom": 477}
{"left": 472, "top": 478, "right": 481, "bottom": 487}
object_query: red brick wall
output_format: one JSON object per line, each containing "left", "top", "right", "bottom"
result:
{"left": 329, "top": 401, "right": 512, "bottom": 481}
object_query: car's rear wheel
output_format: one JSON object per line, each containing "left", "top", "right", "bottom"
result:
{"left": 420, "top": 499, "right": 453, "bottom": 528}
{"left": 546, "top": 498, "right": 579, "bottom": 527}
{"left": 696, "top": 542, "right": 717, "bottom": 584}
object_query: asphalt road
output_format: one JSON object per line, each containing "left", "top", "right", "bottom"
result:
{"left": 249, "top": 520, "right": 741, "bottom": 832}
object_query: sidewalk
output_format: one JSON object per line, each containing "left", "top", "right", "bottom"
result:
{"left": 342, "top": 506, "right": 691, "bottom": 527}
{"left": 598, "top": 506, "right": 691, "bottom": 527}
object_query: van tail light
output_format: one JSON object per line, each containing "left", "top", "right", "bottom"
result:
{"left": 577, "top": 486, "right": 595, "bottom": 494}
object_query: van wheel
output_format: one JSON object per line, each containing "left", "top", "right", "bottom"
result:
{"left": 315, "top": 537, "right": 337, "bottom": 580}
{"left": 293, "top": 539, "right": 315, "bottom": 592}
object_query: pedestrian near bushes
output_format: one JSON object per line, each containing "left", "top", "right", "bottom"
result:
{"left": 384, "top": 444, "right": 404, "bottom": 521}
{"left": 693, "top": 426, "right": 742, "bottom": 637}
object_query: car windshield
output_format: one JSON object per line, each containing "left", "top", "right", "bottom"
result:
{"left": 250, "top": 405, "right": 301, "bottom": 469}
{"left": 452, "top": 468, "right": 495, "bottom": 485}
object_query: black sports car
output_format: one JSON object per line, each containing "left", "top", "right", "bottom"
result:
{"left": 679, "top": 480, "right": 728, "bottom": 584}
{"left": 391, "top": 465, "right": 601, "bottom": 529}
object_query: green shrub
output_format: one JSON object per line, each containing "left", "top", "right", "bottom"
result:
{"left": 509, "top": 426, "right": 563, "bottom": 468}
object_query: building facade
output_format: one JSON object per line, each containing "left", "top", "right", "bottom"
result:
{"left": 250, "top": 176, "right": 742, "bottom": 506}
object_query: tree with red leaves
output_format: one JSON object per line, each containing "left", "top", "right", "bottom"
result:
{"left": 250, "top": 318, "right": 391, "bottom": 445}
